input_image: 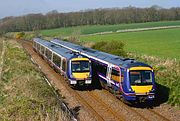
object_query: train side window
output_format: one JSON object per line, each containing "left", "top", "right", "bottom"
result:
{"left": 62, "top": 59, "right": 66, "bottom": 72}
{"left": 33, "top": 41, "right": 35, "bottom": 47}
{"left": 45, "top": 48, "right": 52, "bottom": 60}
{"left": 39, "top": 44, "right": 41, "bottom": 51}
{"left": 53, "top": 53, "right": 61, "bottom": 67}
{"left": 97, "top": 63, "right": 107, "bottom": 76}
{"left": 36, "top": 43, "right": 37, "bottom": 49}
{"left": 111, "top": 68, "right": 120, "bottom": 82}
{"left": 38, "top": 43, "right": 40, "bottom": 51}
{"left": 41, "top": 46, "right": 45, "bottom": 54}
{"left": 35, "top": 42, "right": 37, "bottom": 49}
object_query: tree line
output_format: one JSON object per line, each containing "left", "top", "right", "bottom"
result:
{"left": 0, "top": 6, "right": 180, "bottom": 34}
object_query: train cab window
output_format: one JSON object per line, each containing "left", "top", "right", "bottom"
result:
{"left": 111, "top": 68, "right": 120, "bottom": 82}
{"left": 71, "top": 61, "right": 90, "bottom": 72}
{"left": 45, "top": 48, "right": 52, "bottom": 60}
{"left": 129, "top": 70, "right": 152, "bottom": 85}
{"left": 53, "top": 53, "right": 61, "bottom": 67}
{"left": 62, "top": 59, "right": 67, "bottom": 72}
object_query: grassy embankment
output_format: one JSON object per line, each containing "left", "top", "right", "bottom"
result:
{"left": 0, "top": 38, "right": 69, "bottom": 120}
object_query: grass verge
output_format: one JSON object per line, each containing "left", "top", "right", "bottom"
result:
{"left": 0, "top": 39, "right": 69, "bottom": 120}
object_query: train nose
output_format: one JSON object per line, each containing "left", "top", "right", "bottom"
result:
{"left": 131, "top": 85, "right": 153, "bottom": 94}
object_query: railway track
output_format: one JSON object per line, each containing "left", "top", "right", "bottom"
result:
{"left": 147, "top": 109, "right": 170, "bottom": 121}
{"left": 20, "top": 40, "right": 173, "bottom": 121}
{"left": 76, "top": 90, "right": 124, "bottom": 121}
{"left": 101, "top": 90, "right": 171, "bottom": 121}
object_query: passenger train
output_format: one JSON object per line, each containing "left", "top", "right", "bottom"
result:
{"left": 51, "top": 39, "right": 156, "bottom": 102}
{"left": 33, "top": 38, "right": 92, "bottom": 86}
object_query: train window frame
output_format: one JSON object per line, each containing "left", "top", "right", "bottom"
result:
{"left": 52, "top": 53, "right": 62, "bottom": 68}
{"left": 111, "top": 68, "right": 120, "bottom": 82}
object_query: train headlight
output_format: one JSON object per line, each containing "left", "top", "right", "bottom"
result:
{"left": 148, "top": 95, "right": 155, "bottom": 99}
{"left": 85, "top": 79, "right": 92, "bottom": 84}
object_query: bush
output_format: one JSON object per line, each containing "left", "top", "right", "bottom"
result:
{"left": 92, "top": 40, "right": 127, "bottom": 57}
{"left": 15, "top": 32, "right": 25, "bottom": 39}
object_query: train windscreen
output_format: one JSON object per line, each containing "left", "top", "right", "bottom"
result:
{"left": 71, "top": 61, "right": 90, "bottom": 72}
{"left": 129, "top": 70, "right": 152, "bottom": 85}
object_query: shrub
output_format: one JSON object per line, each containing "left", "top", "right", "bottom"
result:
{"left": 92, "top": 40, "right": 127, "bottom": 57}
{"left": 15, "top": 32, "right": 25, "bottom": 39}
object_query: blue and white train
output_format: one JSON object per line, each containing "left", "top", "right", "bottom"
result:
{"left": 51, "top": 39, "right": 156, "bottom": 102}
{"left": 33, "top": 38, "right": 92, "bottom": 86}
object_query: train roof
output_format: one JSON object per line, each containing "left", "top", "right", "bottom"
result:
{"left": 51, "top": 39, "right": 151, "bottom": 68}
{"left": 33, "top": 38, "right": 83, "bottom": 60}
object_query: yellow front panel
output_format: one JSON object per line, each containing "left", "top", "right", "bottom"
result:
{"left": 72, "top": 58, "right": 89, "bottom": 61}
{"left": 129, "top": 67, "right": 152, "bottom": 71}
{"left": 72, "top": 72, "right": 90, "bottom": 79}
{"left": 131, "top": 85, "right": 153, "bottom": 94}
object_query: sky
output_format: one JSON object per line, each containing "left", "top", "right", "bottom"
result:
{"left": 0, "top": 0, "right": 180, "bottom": 19}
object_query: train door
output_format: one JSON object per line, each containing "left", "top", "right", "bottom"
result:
{"left": 106, "top": 64, "right": 113, "bottom": 87}
{"left": 91, "top": 61, "right": 101, "bottom": 88}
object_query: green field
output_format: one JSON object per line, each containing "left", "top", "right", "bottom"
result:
{"left": 40, "top": 21, "right": 180, "bottom": 37}
{"left": 80, "top": 28, "right": 180, "bottom": 59}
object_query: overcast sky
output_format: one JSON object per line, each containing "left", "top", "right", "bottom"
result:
{"left": 0, "top": 0, "right": 180, "bottom": 19}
